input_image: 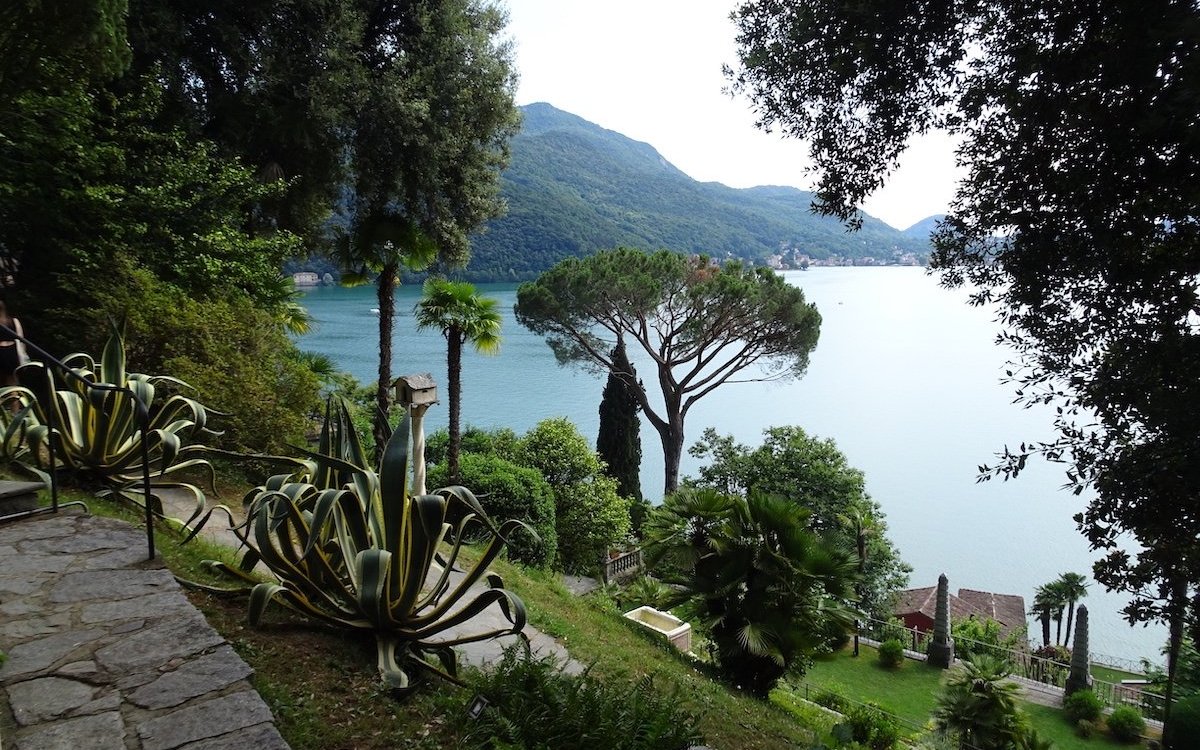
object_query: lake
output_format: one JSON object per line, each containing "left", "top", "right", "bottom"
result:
{"left": 295, "top": 267, "right": 1166, "bottom": 665}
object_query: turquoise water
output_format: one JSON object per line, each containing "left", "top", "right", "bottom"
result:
{"left": 295, "top": 267, "right": 1166, "bottom": 665}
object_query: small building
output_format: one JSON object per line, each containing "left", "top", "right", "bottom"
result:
{"left": 292, "top": 271, "right": 320, "bottom": 287}
{"left": 892, "top": 584, "right": 1027, "bottom": 638}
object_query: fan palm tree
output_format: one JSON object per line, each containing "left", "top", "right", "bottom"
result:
{"left": 1057, "top": 572, "right": 1089, "bottom": 649}
{"left": 415, "top": 278, "right": 501, "bottom": 484}
{"left": 933, "top": 655, "right": 1031, "bottom": 750}
{"left": 643, "top": 487, "right": 858, "bottom": 696}
{"left": 1030, "top": 583, "right": 1063, "bottom": 649}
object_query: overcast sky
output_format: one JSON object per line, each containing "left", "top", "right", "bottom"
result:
{"left": 502, "top": 0, "right": 962, "bottom": 231}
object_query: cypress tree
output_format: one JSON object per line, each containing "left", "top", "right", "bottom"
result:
{"left": 597, "top": 340, "right": 643, "bottom": 508}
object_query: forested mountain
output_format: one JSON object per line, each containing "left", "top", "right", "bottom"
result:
{"left": 462, "top": 103, "right": 930, "bottom": 281}
{"left": 902, "top": 214, "right": 945, "bottom": 239}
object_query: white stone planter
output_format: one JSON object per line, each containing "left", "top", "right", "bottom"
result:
{"left": 624, "top": 606, "right": 691, "bottom": 652}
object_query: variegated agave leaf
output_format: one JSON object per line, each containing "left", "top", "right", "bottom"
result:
{"left": 213, "top": 407, "right": 532, "bottom": 693}
{"left": 0, "top": 326, "right": 221, "bottom": 534}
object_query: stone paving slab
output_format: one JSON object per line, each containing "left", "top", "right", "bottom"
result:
{"left": 0, "top": 512, "right": 290, "bottom": 750}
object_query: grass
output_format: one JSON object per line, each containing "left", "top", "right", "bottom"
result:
{"left": 798, "top": 645, "right": 1152, "bottom": 748}
{"left": 38, "top": 483, "right": 826, "bottom": 749}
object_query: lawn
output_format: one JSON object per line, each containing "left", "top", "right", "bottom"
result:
{"left": 798, "top": 645, "right": 1143, "bottom": 749}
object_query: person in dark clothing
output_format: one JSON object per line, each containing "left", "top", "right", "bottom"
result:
{"left": 0, "top": 301, "right": 27, "bottom": 388}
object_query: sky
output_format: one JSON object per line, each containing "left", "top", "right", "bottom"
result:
{"left": 501, "top": 0, "right": 962, "bottom": 231}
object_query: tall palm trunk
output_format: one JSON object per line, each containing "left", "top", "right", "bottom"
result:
{"left": 373, "top": 262, "right": 398, "bottom": 462}
{"left": 446, "top": 327, "right": 463, "bottom": 484}
{"left": 1039, "top": 609, "right": 1051, "bottom": 648}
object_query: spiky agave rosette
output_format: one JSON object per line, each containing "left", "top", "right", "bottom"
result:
{"left": 0, "top": 324, "right": 220, "bottom": 533}
{"left": 208, "top": 400, "right": 531, "bottom": 692}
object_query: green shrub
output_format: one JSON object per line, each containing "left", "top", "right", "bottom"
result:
{"left": 465, "top": 644, "right": 705, "bottom": 749}
{"left": 1063, "top": 688, "right": 1103, "bottom": 724}
{"left": 518, "top": 419, "right": 631, "bottom": 572}
{"left": 428, "top": 452, "right": 557, "bottom": 567}
{"left": 813, "top": 688, "right": 849, "bottom": 713}
{"left": 878, "top": 639, "right": 904, "bottom": 669}
{"left": 1106, "top": 705, "right": 1145, "bottom": 743}
{"left": 1075, "top": 719, "right": 1095, "bottom": 738}
{"left": 1163, "top": 694, "right": 1200, "bottom": 748}
{"left": 840, "top": 702, "right": 900, "bottom": 750}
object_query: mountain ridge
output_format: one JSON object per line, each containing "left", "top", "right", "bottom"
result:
{"left": 464, "top": 103, "right": 931, "bottom": 281}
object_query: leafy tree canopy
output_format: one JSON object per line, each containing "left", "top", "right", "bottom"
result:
{"left": 516, "top": 248, "right": 820, "bottom": 495}
{"left": 686, "top": 426, "right": 910, "bottom": 617}
{"left": 729, "top": 0, "right": 1200, "bottom": 715}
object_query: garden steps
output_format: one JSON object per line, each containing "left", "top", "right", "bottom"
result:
{"left": 0, "top": 510, "right": 290, "bottom": 750}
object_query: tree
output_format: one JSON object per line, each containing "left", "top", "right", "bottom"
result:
{"left": 728, "top": 3, "right": 1200, "bottom": 733}
{"left": 642, "top": 487, "right": 856, "bottom": 697}
{"left": 596, "top": 340, "right": 644, "bottom": 506}
{"left": 1057, "top": 572, "right": 1089, "bottom": 649}
{"left": 341, "top": 1, "right": 519, "bottom": 454}
{"left": 933, "top": 656, "right": 1031, "bottom": 750}
{"left": 687, "top": 426, "right": 910, "bottom": 617}
{"left": 1030, "top": 583, "right": 1064, "bottom": 650}
{"left": 415, "top": 278, "right": 501, "bottom": 484}
{"left": 516, "top": 248, "right": 821, "bottom": 495}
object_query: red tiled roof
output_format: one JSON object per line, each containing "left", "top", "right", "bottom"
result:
{"left": 891, "top": 583, "right": 1028, "bottom": 636}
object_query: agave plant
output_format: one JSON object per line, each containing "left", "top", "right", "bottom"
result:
{"left": 208, "top": 396, "right": 530, "bottom": 692}
{"left": 0, "top": 324, "right": 219, "bottom": 528}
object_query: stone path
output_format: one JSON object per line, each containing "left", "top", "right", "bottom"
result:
{"left": 0, "top": 511, "right": 289, "bottom": 750}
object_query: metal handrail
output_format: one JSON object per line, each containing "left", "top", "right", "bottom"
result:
{"left": 0, "top": 324, "right": 156, "bottom": 560}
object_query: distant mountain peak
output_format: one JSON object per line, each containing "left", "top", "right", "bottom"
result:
{"left": 462, "top": 104, "right": 931, "bottom": 281}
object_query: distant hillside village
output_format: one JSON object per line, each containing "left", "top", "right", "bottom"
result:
{"left": 767, "top": 248, "right": 925, "bottom": 270}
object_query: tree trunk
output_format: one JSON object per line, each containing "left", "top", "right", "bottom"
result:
{"left": 1055, "top": 613, "right": 1063, "bottom": 646}
{"left": 1040, "top": 611, "right": 1051, "bottom": 648}
{"left": 659, "top": 417, "right": 684, "bottom": 496}
{"left": 447, "top": 328, "right": 462, "bottom": 484}
{"left": 373, "top": 262, "right": 398, "bottom": 463}
{"left": 1164, "top": 576, "right": 1187, "bottom": 744}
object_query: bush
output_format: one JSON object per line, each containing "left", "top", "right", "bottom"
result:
{"left": 518, "top": 419, "right": 631, "bottom": 572}
{"left": 428, "top": 453, "right": 557, "bottom": 567}
{"left": 1063, "top": 688, "right": 1103, "bottom": 724}
{"left": 1075, "top": 719, "right": 1095, "bottom": 738}
{"left": 465, "top": 644, "right": 705, "bottom": 750}
{"left": 878, "top": 639, "right": 904, "bottom": 669}
{"left": 813, "top": 688, "right": 848, "bottom": 713}
{"left": 841, "top": 702, "right": 900, "bottom": 750}
{"left": 1106, "top": 705, "right": 1145, "bottom": 743}
{"left": 1163, "top": 694, "right": 1200, "bottom": 748}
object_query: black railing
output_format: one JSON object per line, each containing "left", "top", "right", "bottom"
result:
{"left": 0, "top": 324, "right": 155, "bottom": 560}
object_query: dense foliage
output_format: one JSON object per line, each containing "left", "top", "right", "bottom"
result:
{"left": 595, "top": 341, "right": 643, "bottom": 507}
{"left": 517, "top": 248, "right": 822, "bottom": 494}
{"left": 932, "top": 656, "right": 1031, "bottom": 750}
{"left": 643, "top": 487, "right": 856, "bottom": 696}
{"left": 1105, "top": 705, "right": 1145, "bottom": 743}
{"left": 950, "top": 616, "right": 1025, "bottom": 667}
{"left": 464, "top": 644, "right": 705, "bottom": 749}
{"left": 427, "top": 421, "right": 631, "bottom": 573}
{"left": 427, "top": 452, "right": 556, "bottom": 568}
{"left": 687, "top": 426, "right": 909, "bottom": 617}
{"left": 1062, "top": 689, "right": 1102, "bottom": 725}
{"left": 728, "top": 2, "right": 1200, "bottom": 731}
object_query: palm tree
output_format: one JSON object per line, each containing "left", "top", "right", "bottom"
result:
{"left": 642, "top": 487, "right": 858, "bottom": 697}
{"left": 1057, "top": 572, "right": 1089, "bottom": 649}
{"left": 933, "top": 655, "right": 1031, "bottom": 750}
{"left": 1030, "top": 583, "right": 1060, "bottom": 649}
{"left": 415, "top": 278, "right": 501, "bottom": 484}
{"left": 1041, "top": 579, "right": 1070, "bottom": 646}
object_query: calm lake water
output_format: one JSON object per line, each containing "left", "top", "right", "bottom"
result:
{"left": 296, "top": 267, "right": 1166, "bottom": 665}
